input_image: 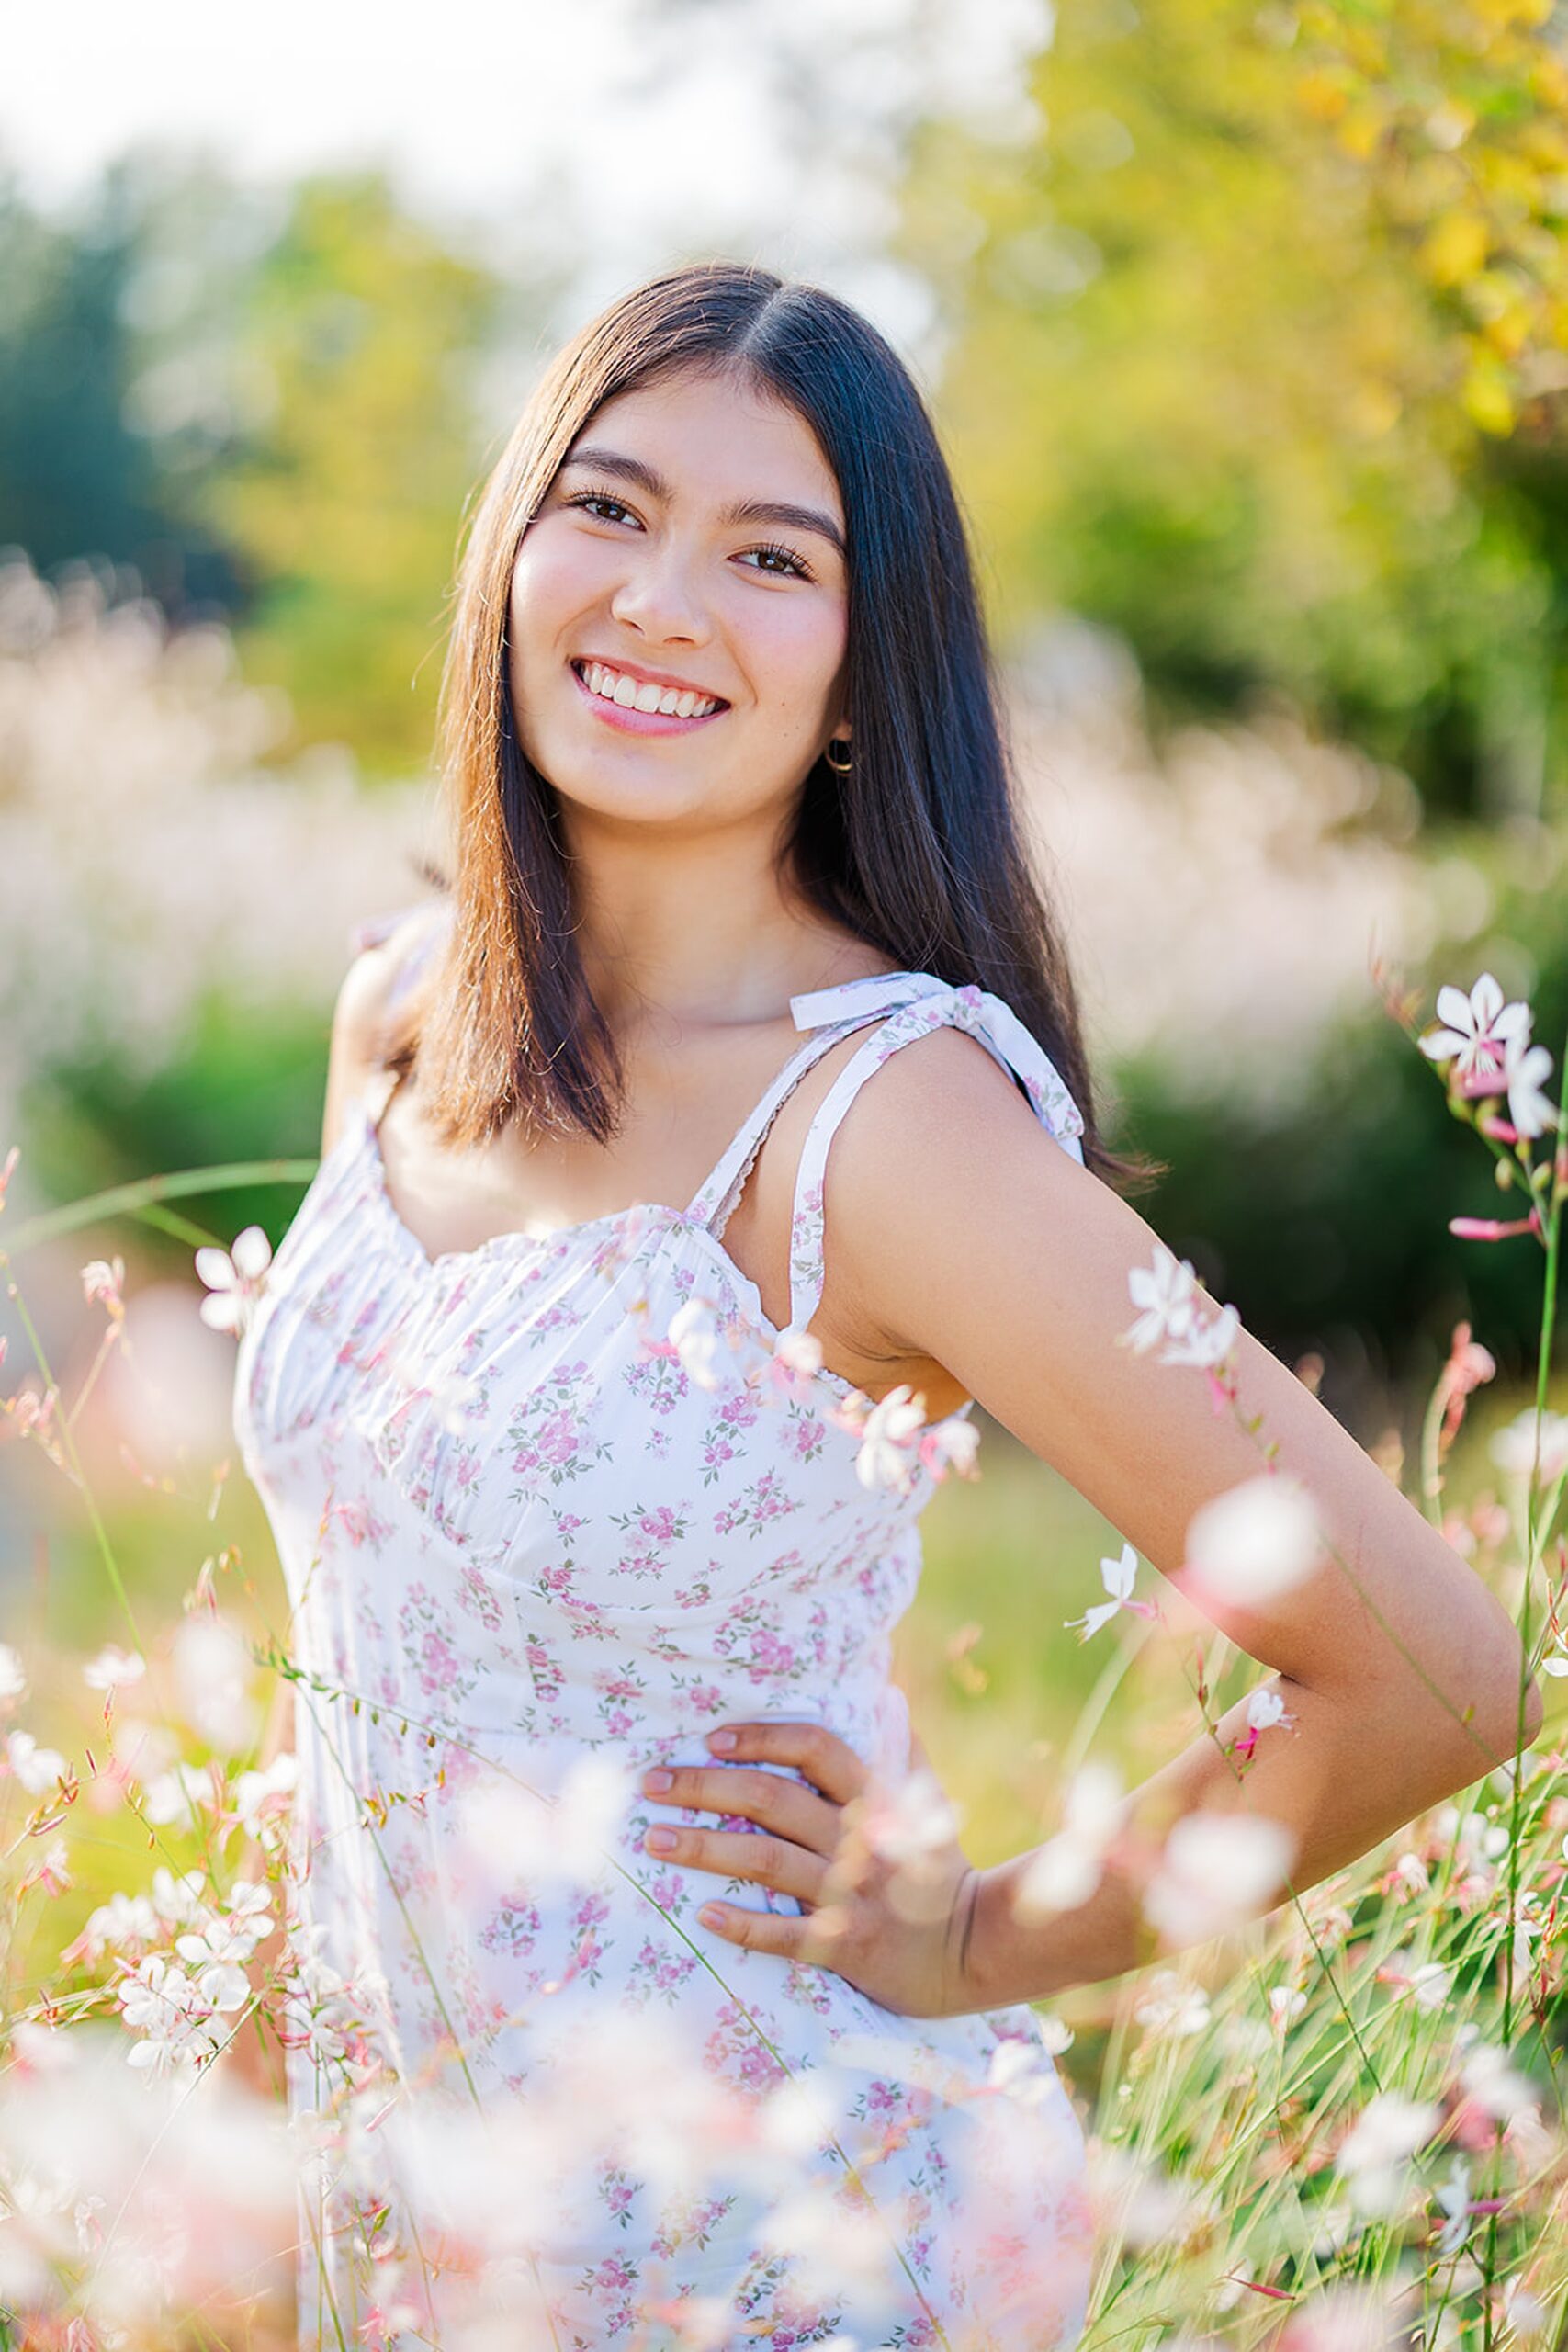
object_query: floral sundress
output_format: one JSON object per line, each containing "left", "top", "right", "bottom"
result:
{"left": 233, "top": 961, "right": 1097, "bottom": 2352}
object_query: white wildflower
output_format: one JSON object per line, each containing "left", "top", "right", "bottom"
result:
{"left": 1064, "top": 1541, "right": 1145, "bottom": 1642}
{"left": 1014, "top": 1760, "right": 1124, "bottom": 1918}
{"left": 1143, "top": 1811, "right": 1297, "bottom": 1945}
{"left": 83, "top": 1644, "right": 146, "bottom": 1691}
{"left": 1246, "top": 1686, "right": 1293, "bottom": 1732}
{"left": 6, "top": 1727, "right": 68, "bottom": 1795}
{"left": 1502, "top": 1028, "right": 1558, "bottom": 1139}
{"left": 1432, "top": 2154, "right": 1472, "bottom": 2256}
{"left": 854, "top": 1383, "right": 927, "bottom": 1493}
{"left": 1134, "top": 1968, "right": 1212, "bottom": 2037}
{"left": 1457, "top": 2037, "right": 1539, "bottom": 2122}
{"left": 0, "top": 1643, "right": 27, "bottom": 1703}
{"left": 1490, "top": 1406, "right": 1568, "bottom": 1485}
{"left": 1417, "top": 971, "right": 1530, "bottom": 1087}
{"left": 859, "top": 1764, "right": 963, "bottom": 1867}
{"left": 1184, "top": 1474, "right": 1325, "bottom": 1606}
{"left": 668, "top": 1297, "right": 724, "bottom": 1392}
{"left": 1335, "top": 2090, "right": 1440, "bottom": 2217}
{"left": 194, "top": 1224, "right": 273, "bottom": 1335}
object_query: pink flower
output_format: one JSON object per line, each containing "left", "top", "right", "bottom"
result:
{"left": 1448, "top": 1212, "right": 1541, "bottom": 1242}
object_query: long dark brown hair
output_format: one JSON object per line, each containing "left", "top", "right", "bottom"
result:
{"left": 389, "top": 257, "right": 1149, "bottom": 1193}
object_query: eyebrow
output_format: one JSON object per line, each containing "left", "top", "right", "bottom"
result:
{"left": 558, "top": 445, "right": 847, "bottom": 560}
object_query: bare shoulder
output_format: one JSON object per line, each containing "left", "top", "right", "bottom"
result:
{"left": 825, "top": 1018, "right": 1091, "bottom": 1251}
{"left": 321, "top": 900, "right": 448, "bottom": 1158}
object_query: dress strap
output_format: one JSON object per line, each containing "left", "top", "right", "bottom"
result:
{"left": 784, "top": 976, "right": 1087, "bottom": 1333}
{"left": 683, "top": 978, "right": 929, "bottom": 1235}
{"left": 682, "top": 973, "right": 911, "bottom": 1241}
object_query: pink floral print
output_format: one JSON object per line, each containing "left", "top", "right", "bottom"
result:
{"left": 234, "top": 967, "right": 1094, "bottom": 2350}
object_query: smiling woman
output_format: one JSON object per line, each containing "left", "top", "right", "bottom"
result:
{"left": 228, "top": 259, "right": 1540, "bottom": 2352}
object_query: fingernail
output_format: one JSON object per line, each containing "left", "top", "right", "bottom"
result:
{"left": 708, "top": 1730, "right": 737, "bottom": 1751}
{"left": 698, "top": 1905, "right": 726, "bottom": 1928}
{"left": 642, "top": 1769, "right": 673, "bottom": 1791}
{"left": 646, "top": 1827, "right": 677, "bottom": 1851}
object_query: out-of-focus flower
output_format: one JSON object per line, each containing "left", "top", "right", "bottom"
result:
{"left": 1490, "top": 1406, "right": 1568, "bottom": 1486}
{"left": 117, "top": 1952, "right": 236, "bottom": 2074}
{"left": 1501, "top": 1028, "right": 1558, "bottom": 1140}
{"left": 1014, "top": 1760, "right": 1125, "bottom": 1918}
{"left": 6, "top": 1727, "right": 68, "bottom": 1795}
{"left": 1417, "top": 972, "right": 1530, "bottom": 1090}
{"left": 918, "top": 1412, "right": 981, "bottom": 1484}
{"left": 17, "top": 1837, "right": 71, "bottom": 1897}
{"left": 1430, "top": 2154, "right": 1472, "bottom": 2256}
{"left": 80, "top": 1254, "right": 127, "bottom": 1318}
{"left": 0, "top": 1143, "right": 17, "bottom": 1209}
{"left": 857, "top": 1764, "right": 963, "bottom": 1868}
{"left": 64, "top": 1887, "right": 162, "bottom": 1965}
{"left": 194, "top": 1226, "right": 273, "bottom": 1335}
{"left": 459, "top": 1751, "right": 637, "bottom": 1894}
{"left": 1087, "top": 2141, "right": 1214, "bottom": 2252}
{"left": 1133, "top": 1968, "right": 1212, "bottom": 2037}
{"left": 667, "top": 1298, "right": 723, "bottom": 1392}
{"left": 1456, "top": 2033, "right": 1540, "bottom": 2123}
{"left": 1065, "top": 1540, "right": 1156, "bottom": 1643}
{"left": 1183, "top": 1475, "right": 1325, "bottom": 1607}
{"left": 1143, "top": 1811, "right": 1297, "bottom": 1946}
{"left": 1122, "top": 1241, "right": 1238, "bottom": 1369}
{"left": 0, "top": 1642, "right": 27, "bottom": 1703}
{"left": 1334, "top": 2091, "right": 1440, "bottom": 2217}
{"left": 1246, "top": 1687, "right": 1293, "bottom": 1733}
{"left": 853, "top": 1383, "right": 928, "bottom": 1492}
{"left": 1269, "top": 1984, "right": 1307, "bottom": 2030}
{"left": 1502, "top": 2279, "right": 1550, "bottom": 2337}
{"left": 83, "top": 1645, "right": 146, "bottom": 1692}
{"left": 1377, "top": 1954, "right": 1451, "bottom": 2010}
{"left": 173, "top": 1613, "right": 256, "bottom": 1753}
{"left": 1448, "top": 1211, "right": 1541, "bottom": 1242}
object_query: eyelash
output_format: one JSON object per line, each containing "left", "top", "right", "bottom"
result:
{"left": 565, "top": 487, "right": 817, "bottom": 582}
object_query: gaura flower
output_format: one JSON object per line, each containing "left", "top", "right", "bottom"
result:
{"left": 81, "top": 1255, "right": 126, "bottom": 1317}
{"left": 1122, "top": 1240, "right": 1239, "bottom": 1370}
{"left": 1417, "top": 971, "right": 1531, "bottom": 1091}
{"left": 853, "top": 1384, "right": 927, "bottom": 1492}
{"left": 1064, "top": 1541, "right": 1156, "bottom": 1642}
{"left": 1502, "top": 1029, "right": 1559, "bottom": 1140}
{"left": 83, "top": 1644, "right": 146, "bottom": 1692}
{"left": 195, "top": 1226, "right": 273, "bottom": 1334}
{"left": 1182, "top": 1474, "right": 1325, "bottom": 1607}
{"left": 667, "top": 1298, "right": 724, "bottom": 1391}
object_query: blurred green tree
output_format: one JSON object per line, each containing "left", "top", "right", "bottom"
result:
{"left": 199, "top": 173, "right": 501, "bottom": 776}
{"left": 900, "top": 0, "right": 1568, "bottom": 822}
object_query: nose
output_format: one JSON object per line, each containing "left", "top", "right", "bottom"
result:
{"left": 606, "top": 533, "right": 713, "bottom": 648}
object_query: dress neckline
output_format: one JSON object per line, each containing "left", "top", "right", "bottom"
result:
{"left": 351, "top": 1095, "right": 899, "bottom": 1415}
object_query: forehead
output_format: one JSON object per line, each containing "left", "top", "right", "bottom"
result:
{"left": 565, "top": 374, "right": 844, "bottom": 526}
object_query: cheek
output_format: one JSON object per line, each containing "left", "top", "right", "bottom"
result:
{"left": 738, "top": 595, "right": 847, "bottom": 715}
{"left": 510, "top": 526, "right": 607, "bottom": 638}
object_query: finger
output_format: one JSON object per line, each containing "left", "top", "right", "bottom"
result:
{"left": 705, "top": 1720, "right": 869, "bottom": 1807}
{"left": 642, "top": 1823, "right": 830, "bottom": 1907}
{"left": 695, "top": 1898, "right": 842, "bottom": 1965}
{"left": 637, "top": 1764, "right": 843, "bottom": 1858}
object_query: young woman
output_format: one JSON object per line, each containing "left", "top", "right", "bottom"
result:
{"left": 233, "top": 260, "right": 1540, "bottom": 2351}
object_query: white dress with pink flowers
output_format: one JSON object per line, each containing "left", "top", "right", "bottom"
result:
{"left": 233, "top": 963, "right": 1096, "bottom": 2352}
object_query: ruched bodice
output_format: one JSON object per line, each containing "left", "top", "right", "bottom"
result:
{"left": 233, "top": 960, "right": 1095, "bottom": 2351}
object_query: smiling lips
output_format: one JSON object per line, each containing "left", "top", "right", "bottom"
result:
{"left": 571, "top": 658, "right": 728, "bottom": 734}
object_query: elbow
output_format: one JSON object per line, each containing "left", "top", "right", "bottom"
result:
{"left": 1457, "top": 1649, "right": 1544, "bottom": 1772}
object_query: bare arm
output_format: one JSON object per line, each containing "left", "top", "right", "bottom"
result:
{"left": 821, "top": 1026, "right": 1543, "bottom": 2003}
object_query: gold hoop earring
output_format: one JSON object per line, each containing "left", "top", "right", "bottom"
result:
{"left": 824, "top": 738, "right": 853, "bottom": 776}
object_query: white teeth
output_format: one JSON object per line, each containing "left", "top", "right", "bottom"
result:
{"left": 581, "top": 661, "right": 719, "bottom": 719}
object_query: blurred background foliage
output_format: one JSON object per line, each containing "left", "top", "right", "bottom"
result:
{"left": 3, "top": 0, "right": 1568, "bottom": 1464}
